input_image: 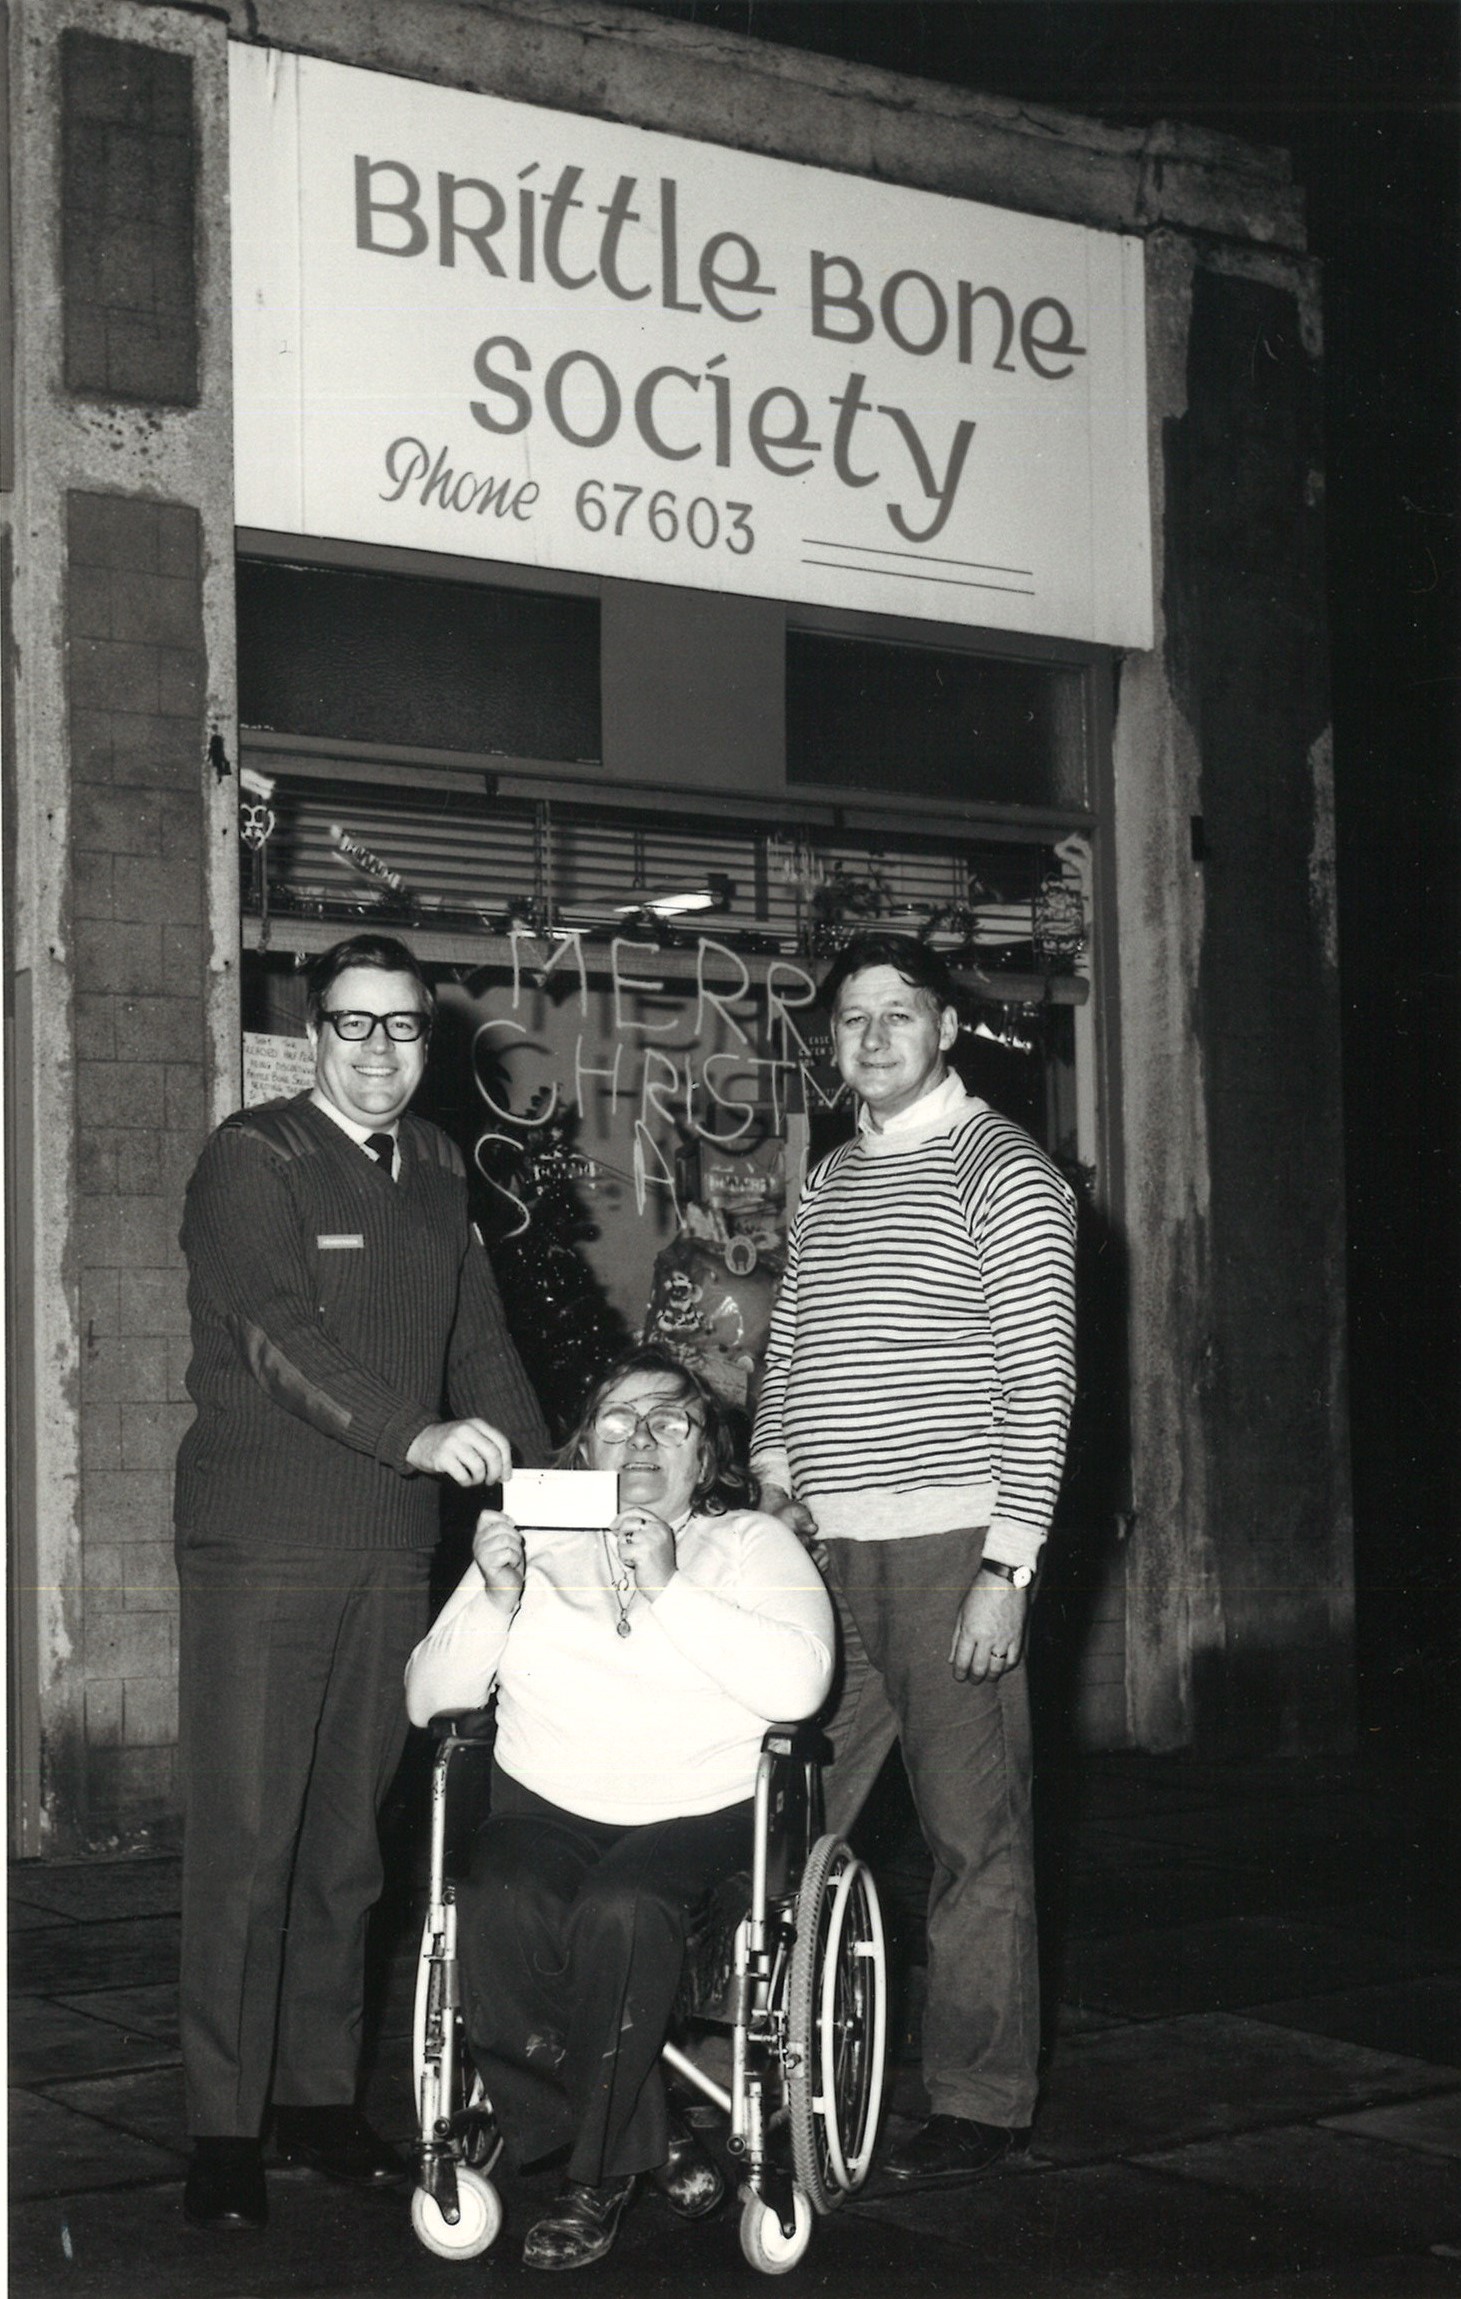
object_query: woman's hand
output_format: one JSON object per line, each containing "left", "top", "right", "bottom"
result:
{"left": 611, "top": 1508, "right": 678, "bottom": 1602}
{"left": 472, "top": 1511, "right": 526, "bottom": 1614}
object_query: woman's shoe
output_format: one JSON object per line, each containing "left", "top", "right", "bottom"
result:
{"left": 522, "top": 2177, "right": 635, "bottom": 2270}
{"left": 650, "top": 2115, "right": 725, "bottom": 2219}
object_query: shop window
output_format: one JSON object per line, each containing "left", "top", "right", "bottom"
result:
{"left": 237, "top": 559, "right": 600, "bottom": 762}
{"left": 241, "top": 761, "right": 1086, "bottom": 1396}
{"left": 238, "top": 565, "right": 1096, "bottom": 1438}
{"left": 787, "top": 629, "right": 1088, "bottom": 808}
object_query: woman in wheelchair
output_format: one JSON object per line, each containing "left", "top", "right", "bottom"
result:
{"left": 404, "top": 1345, "right": 834, "bottom": 2272}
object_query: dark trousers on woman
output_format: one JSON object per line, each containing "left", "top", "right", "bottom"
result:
{"left": 457, "top": 1767, "right": 752, "bottom": 2186}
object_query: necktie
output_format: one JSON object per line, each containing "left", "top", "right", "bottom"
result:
{"left": 364, "top": 1132, "right": 395, "bottom": 1176}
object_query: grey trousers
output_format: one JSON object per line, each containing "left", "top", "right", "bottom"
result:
{"left": 176, "top": 1540, "right": 431, "bottom": 2137}
{"left": 819, "top": 1528, "right": 1039, "bottom": 2128}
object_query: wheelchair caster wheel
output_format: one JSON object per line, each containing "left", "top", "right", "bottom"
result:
{"left": 411, "top": 2167, "right": 502, "bottom": 2259}
{"left": 739, "top": 2190, "right": 813, "bottom": 2274}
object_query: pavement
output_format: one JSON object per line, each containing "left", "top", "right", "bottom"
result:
{"left": 9, "top": 1745, "right": 1461, "bottom": 2299}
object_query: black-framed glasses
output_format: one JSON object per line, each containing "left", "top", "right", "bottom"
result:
{"left": 593, "top": 1403, "right": 702, "bottom": 1446}
{"left": 321, "top": 1010, "right": 431, "bottom": 1044}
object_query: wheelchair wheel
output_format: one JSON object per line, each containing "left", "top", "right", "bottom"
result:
{"left": 411, "top": 2166, "right": 502, "bottom": 2260}
{"left": 739, "top": 2189, "right": 813, "bottom": 2274}
{"left": 786, "top": 1833, "right": 888, "bottom": 2210}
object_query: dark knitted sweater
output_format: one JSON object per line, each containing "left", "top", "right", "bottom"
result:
{"left": 174, "top": 1095, "right": 550, "bottom": 1548}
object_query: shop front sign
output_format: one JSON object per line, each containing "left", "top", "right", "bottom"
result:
{"left": 231, "top": 45, "right": 1152, "bottom": 647}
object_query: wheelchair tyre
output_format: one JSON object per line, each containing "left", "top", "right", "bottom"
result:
{"left": 739, "top": 2189, "right": 813, "bottom": 2274}
{"left": 787, "top": 1834, "right": 888, "bottom": 2211}
{"left": 411, "top": 2167, "right": 502, "bottom": 2260}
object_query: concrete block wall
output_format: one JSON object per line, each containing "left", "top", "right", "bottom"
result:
{"left": 61, "top": 30, "right": 198, "bottom": 404}
{"left": 7, "top": 0, "right": 238, "bottom": 1855}
{"left": 55, "top": 26, "right": 207, "bottom": 1840}
{"left": 68, "top": 488, "right": 207, "bottom": 1831}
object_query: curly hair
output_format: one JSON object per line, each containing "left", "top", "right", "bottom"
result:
{"left": 559, "top": 1344, "right": 757, "bottom": 1516}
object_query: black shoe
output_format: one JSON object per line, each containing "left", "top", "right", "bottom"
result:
{"left": 880, "top": 2115, "right": 1027, "bottom": 2188}
{"left": 522, "top": 2178, "right": 636, "bottom": 2271}
{"left": 272, "top": 2105, "right": 405, "bottom": 2187}
{"left": 650, "top": 2114, "right": 725, "bottom": 2220}
{"left": 183, "top": 2138, "right": 267, "bottom": 2230}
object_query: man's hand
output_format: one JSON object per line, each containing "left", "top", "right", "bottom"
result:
{"left": 950, "top": 1573, "right": 1030, "bottom": 1682}
{"left": 471, "top": 1511, "right": 525, "bottom": 1613}
{"left": 759, "top": 1481, "right": 821, "bottom": 1545}
{"left": 406, "top": 1418, "right": 510, "bottom": 1487}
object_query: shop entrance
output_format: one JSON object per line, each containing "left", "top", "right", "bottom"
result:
{"left": 236, "top": 540, "right": 1127, "bottom": 1742}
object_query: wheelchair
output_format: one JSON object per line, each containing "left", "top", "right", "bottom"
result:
{"left": 410, "top": 1709, "right": 888, "bottom": 2274}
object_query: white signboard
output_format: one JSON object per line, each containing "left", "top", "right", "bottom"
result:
{"left": 242, "top": 1031, "right": 315, "bottom": 1105}
{"left": 230, "top": 45, "right": 1152, "bottom": 648}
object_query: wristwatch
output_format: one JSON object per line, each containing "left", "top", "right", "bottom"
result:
{"left": 979, "top": 1557, "right": 1035, "bottom": 1590}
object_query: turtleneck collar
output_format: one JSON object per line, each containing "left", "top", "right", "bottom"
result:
{"left": 857, "top": 1070, "right": 984, "bottom": 1153}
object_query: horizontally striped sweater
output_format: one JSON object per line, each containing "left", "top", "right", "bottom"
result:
{"left": 174, "top": 1094, "right": 549, "bottom": 1549}
{"left": 751, "top": 1082, "right": 1077, "bottom": 1570}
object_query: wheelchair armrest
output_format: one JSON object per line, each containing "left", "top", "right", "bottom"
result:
{"left": 760, "top": 1721, "right": 831, "bottom": 1766}
{"left": 426, "top": 1706, "right": 496, "bottom": 1742}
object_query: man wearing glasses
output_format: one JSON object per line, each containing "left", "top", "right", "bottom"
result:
{"left": 174, "top": 933, "right": 549, "bottom": 2231}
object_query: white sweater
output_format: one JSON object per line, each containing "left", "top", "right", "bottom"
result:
{"left": 404, "top": 1508, "right": 834, "bottom": 1825}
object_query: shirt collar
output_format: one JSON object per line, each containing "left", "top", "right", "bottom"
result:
{"left": 310, "top": 1091, "right": 398, "bottom": 1161}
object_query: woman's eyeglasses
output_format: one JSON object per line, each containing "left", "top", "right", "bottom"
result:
{"left": 593, "top": 1404, "right": 701, "bottom": 1446}
{"left": 320, "top": 1010, "right": 431, "bottom": 1043}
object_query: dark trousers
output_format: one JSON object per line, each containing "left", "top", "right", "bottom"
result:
{"left": 457, "top": 1766, "right": 753, "bottom": 2184}
{"left": 176, "top": 1539, "right": 431, "bottom": 2137}
{"left": 820, "top": 1529, "right": 1040, "bottom": 2128}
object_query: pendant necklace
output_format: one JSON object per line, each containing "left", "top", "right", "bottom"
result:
{"left": 603, "top": 1532, "right": 633, "bottom": 1638}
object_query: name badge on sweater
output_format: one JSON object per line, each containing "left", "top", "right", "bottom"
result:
{"left": 317, "top": 1234, "right": 364, "bottom": 1250}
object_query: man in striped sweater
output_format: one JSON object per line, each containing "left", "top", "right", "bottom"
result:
{"left": 174, "top": 934, "right": 549, "bottom": 2231}
{"left": 752, "top": 932, "right": 1077, "bottom": 2188}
